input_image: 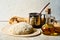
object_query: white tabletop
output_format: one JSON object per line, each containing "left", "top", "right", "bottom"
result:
{"left": 0, "top": 22, "right": 60, "bottom": 40}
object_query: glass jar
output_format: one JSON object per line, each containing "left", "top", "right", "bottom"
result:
{"left": 41, "top": 8, "right": 58, "bottom": 35}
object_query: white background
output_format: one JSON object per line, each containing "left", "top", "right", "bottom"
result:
{"left": 0, "top": 0, "right": 49, "bottom": 21}
{"left": 50, "top": 0, "right": 60, "bottom": 20}
{"left": 0, "top": 0, "right": 60, "bottom": 21}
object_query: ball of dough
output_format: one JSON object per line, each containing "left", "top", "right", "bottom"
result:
{"left": 8, "top": 22, "right": 33, "bottom": 35}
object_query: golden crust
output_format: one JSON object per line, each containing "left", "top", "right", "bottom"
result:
{"left": 54, "top": 23, "right": 60, "bottom": 33}
{"left": 9, "top": 16, "right": 29, "bottom": 24}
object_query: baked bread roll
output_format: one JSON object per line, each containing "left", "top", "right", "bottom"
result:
{"left": 54, "top": 23, "right": 60, "bottom": 33}
{"left": 9, "top": 16, "right": 29, "bottom": 24}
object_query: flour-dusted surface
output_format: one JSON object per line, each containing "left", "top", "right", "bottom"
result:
{"left": 0, "top": 22, "right": 60, "bottom": 40}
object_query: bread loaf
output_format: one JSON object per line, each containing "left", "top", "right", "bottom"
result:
{"left": 9, "top": 16, "right": 29, "bottom": 24}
